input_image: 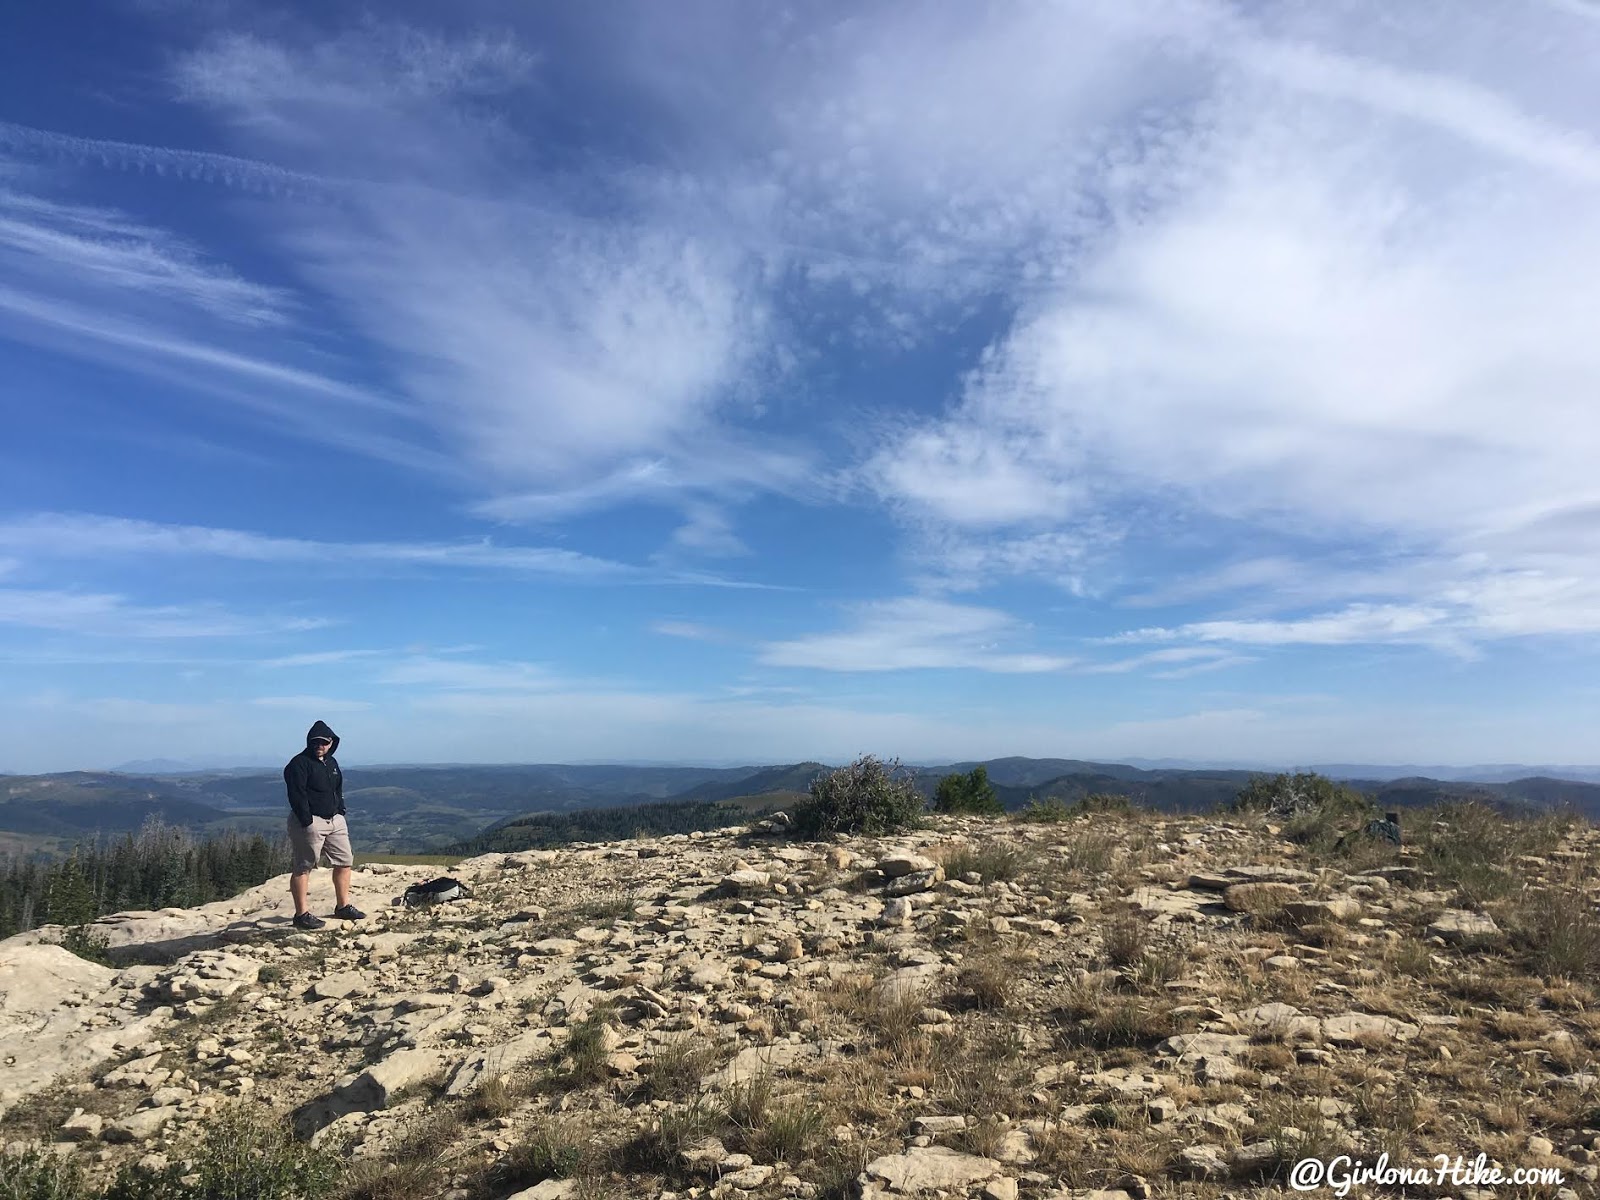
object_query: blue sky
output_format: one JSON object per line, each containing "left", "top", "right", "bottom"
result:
{"left": 3, "top": 1, "right": 1599, "bottom": 773}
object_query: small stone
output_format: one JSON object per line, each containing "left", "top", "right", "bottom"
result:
{"left": 679, "top": 1137, "right": 727, "bottom": 1175}
{"left": 1427, "top": 910, "right": 1501, "bottom": 944}
{"left": 878, "top": 852, "right": 937, "bottom": 879}
{"left": 1222, "top": 882, "right": 1300, "bottom": 912}
{"left": 531, "top": 938, "right": 581, "bottom": 956}
{"left": 720, "top": 870, "right": 771, "bottom": 895}
{"left": 1179, "top": 1145, "right": 1229, "bottom": 1181}
{"left": 309, "top": 972, "right": 364, "bottom": 1001}
{"left": 59, "top": 1111, "right": 103, "bottom": 1142}
{"left": 1146, "top": 1097, "right": 1178, "bottom": 1123}
{"left": 880, "top": 898, "right": 914, "bottom": 926}
{"left": 104, "top": 1106, "right": 179, "bottom": 1143}
{"left": 722, "top": 1164, "right": 773, "bottom": 1188}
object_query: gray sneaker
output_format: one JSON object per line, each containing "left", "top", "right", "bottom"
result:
{"left": 292, "top": 911, "right": 325, "bottom": 930}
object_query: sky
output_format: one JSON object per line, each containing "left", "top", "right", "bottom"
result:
{"left": 2, "top": 1, "right": 1599, "bottom": 774}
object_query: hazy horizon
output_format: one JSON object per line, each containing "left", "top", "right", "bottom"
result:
{"left": 4, "top": 752, "right": 1595, "bottom": 787}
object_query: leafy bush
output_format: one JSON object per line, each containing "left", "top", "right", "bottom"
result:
{"left": 794, "top": 756, "right": 924, "bottom": 837}
{"left": 1229, "top": 772, "right": 1372, "bottom": 820}
{"left": 932, "top": 767, "right": 1003, "bottom": 816}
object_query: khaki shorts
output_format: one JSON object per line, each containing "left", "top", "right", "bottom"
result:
{"left": 288, "top": 813, "right": 353, "bottom": 873}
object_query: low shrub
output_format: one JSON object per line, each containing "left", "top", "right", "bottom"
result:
{"left": 1519, "top": 885, "right": 1600, "bottom": 982}
{"left": 58, "top": 925, "right": 114, "bottom": 967}
{"left": 936, "top": 840, "right": 1029, "bottom": 883}
{"left": 103, "top": 1103, "right": 344, "bottom": 1200}
{"left": 1102, "top": 914, "right": 1150, "bottom": 968}
{"left": 0, "top": 1146, "right": 91, "bottom": 1200}
{"left": 794, "top": 756, "right": 925, "bottom": 838}
{"left": 487, "top": 1116, "right": 588, "bottom": 1191}
{"left": 748, "top": 1098, "right": 829, "bottom": 1165}
{"left": 1012, "top": 796, "right": 1073, "bottom": 824}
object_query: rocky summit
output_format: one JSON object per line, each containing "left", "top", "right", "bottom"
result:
{"left": 1, "top": 805, "right": 1596, "bottom": 1200}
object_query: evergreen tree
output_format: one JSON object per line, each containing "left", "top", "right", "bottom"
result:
{"left": 42, "top": 852, "right": 98, "bottom": 927}
{"left": 932, "top": 765, "right": 1004, "bottom": 816}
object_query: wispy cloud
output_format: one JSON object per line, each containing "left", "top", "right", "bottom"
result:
{"left": 257, "top": 649, "right": 387, "bottom": 669}
{"left": 0, "top": 118, "right": 330, "bottom": 198}
{"left": 1083, "top": 646, "right": 1246, "bottom": 675}
{"left": 248, "top": 694, "right": 373, "bottom": 711}
{"left": 0, "top": 512, "right": 637, "bottom": 579}
{"left": 0, "top": 187, "right": 291, "bottom": 324}
{"left": 155, "top": 24, "right": 802, "bottom": 525}
{"left": 1113, "top": 604, "right": 1460, "bottom": 651}
{"left": 761, "top": 597, "right": 1074, "bottom": 674}
{"left": 843, "top": 3, "right": 1600, "bottom": 653}
{"left": 374, "top": 656, "right": 554, "bottom": 692}
{"left": 651, "top": 620, "right": 738, "bottom": 644}
{"left": 663, "top": 504, "right": 749, "bottom": 559}
{"left": 0, "top": 588, "right": 327, "bottom": 638}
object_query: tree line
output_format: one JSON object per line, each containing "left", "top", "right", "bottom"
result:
{"left": 0, "top": 818, "right": 290, "bottom": 940}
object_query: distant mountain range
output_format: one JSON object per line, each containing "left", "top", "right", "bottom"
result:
{"left": 3, "top": 756, "right": 1597, "bottom": 856}
{"left": 108, "top": 755, "right": 1600, "bottom": 782}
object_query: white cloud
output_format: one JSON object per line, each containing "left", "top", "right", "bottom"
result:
{"left": 664, "top": 505, "right": 748, "bottom": 559}
{"left": 760, "top": 597, "right": 1073, "bottom": 673}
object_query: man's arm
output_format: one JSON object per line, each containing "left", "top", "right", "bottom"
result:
{"left": 284, "top": 758, "right": 313, "bottom": 826}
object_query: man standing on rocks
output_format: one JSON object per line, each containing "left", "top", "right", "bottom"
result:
{"left": 284, "top": 720, "right": 365, "bottom": 930}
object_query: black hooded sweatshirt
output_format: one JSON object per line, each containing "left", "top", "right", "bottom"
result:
{"left": 284, "top": 720, "right": 344, "bottom": 827}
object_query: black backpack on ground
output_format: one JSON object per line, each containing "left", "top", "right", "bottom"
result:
{"left": 402, "top": 876, "right": 473, "bottom": 907}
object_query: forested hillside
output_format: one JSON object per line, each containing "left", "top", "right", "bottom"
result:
{"left": 0, "top": 820, "right": 288, "bottom": 941}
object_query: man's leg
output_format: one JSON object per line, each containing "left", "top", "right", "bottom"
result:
{"left": 286, "top": 814, "right": 319, "bottom": 916}
{"left": 326, "top": 816, "right": 360, "bottom": 916}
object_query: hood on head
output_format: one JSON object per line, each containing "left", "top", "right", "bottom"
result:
{"left": 306, "top": 720, "right": 340, "bottom": 754}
